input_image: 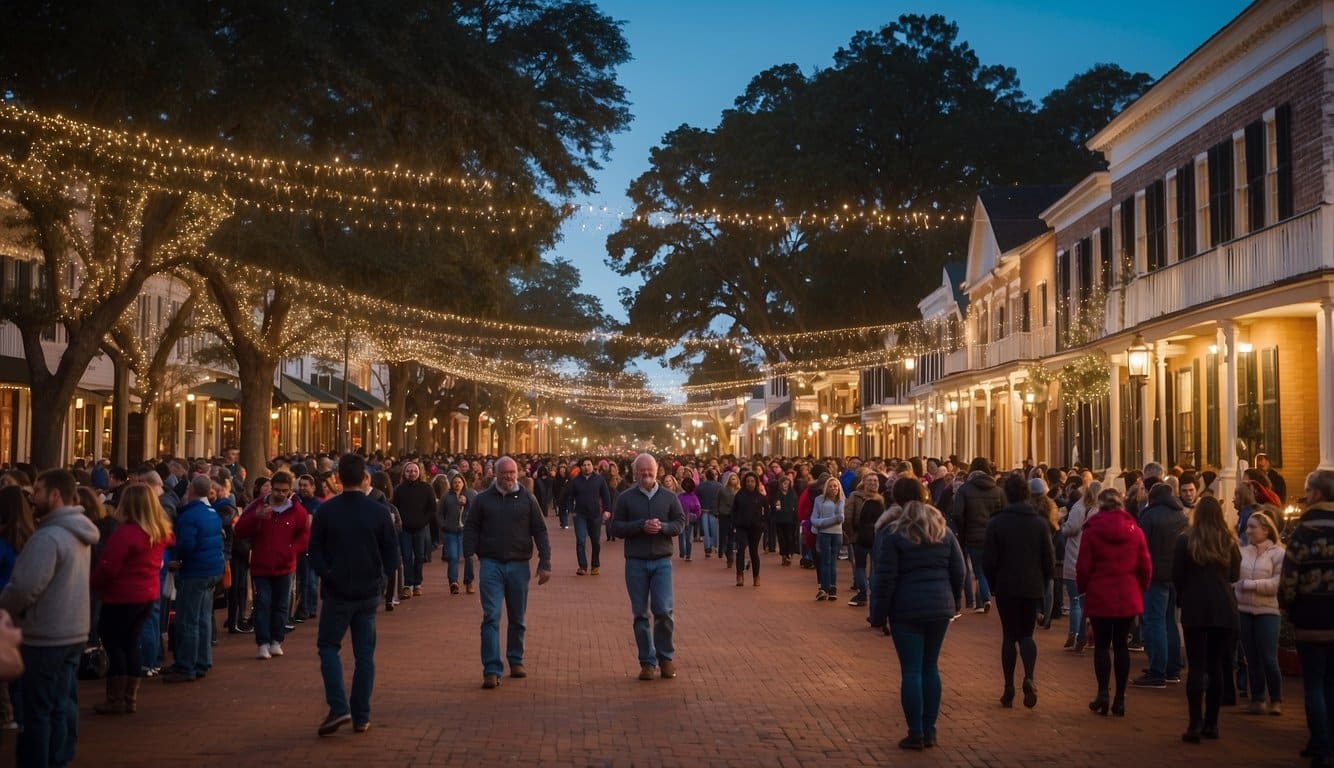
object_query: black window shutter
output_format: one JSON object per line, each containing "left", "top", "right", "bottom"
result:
{"left": 1245, "top": 120, "right": 1265, "bottom": 231}
{"left": 1205, "top": 353, "right": 1219, "bottom": 468}
{"left": 1120, "top": 198, "right": 1136, "bottom": 268}
{"left": 1176, "top": 163, "right": 1196, "bottom": 259}
{"left": 1275, "top": 103, "right": 1294, "bottom": 220}
{"left": 1100, "top": 227, "right": 1113, "bottom": 289}
{"left": 1192, "top": 359, "right": 1202, "bottom": 468}
{"left": 1208, "top": 139, "right": 1234, "bottom": 244}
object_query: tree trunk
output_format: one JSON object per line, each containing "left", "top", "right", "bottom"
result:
{"left": 29, "top": 383, "right": 74, "bottom": 470}
{"left": 386, "top": 362, "right": 411, "bottom": 457}
{"left": 237, "top": 349, "right": 276, "bottom": 482}
{"left": 469, "top": 381, "right": 481, "bottom": 453}
{"left": 111, "top": 360, "right": 130, "bottom": 467}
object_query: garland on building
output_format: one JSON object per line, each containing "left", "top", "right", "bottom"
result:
{"left": 1056, "top": 352, "right": 1111, "bottom": 409}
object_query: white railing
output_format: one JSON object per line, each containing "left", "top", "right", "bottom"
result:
{"left": 0, "top": 322, "right": 21, "bottom": 359}
{"left": 1122, "top": 208, "right": 1330, "bottom": 329}
{"left": 942, "top": 347, "right": 968, "bottom": 376}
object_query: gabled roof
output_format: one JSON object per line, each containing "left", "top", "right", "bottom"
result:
{"left": 977, "top": 186, "right": 1071, "bottom": 253}
{"left": 943, "top": 262, "right": 969, "bottom": 313}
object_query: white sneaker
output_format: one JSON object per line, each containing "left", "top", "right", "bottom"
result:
{"left": 257, "top": 645, "right": 272, "bottom": 660}
{"left": 269, "top": 642, "right": 284, "bottom": 657}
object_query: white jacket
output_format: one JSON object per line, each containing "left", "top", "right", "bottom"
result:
{"left": 1235, "top": 540, "right": 1284, "bottom": 616}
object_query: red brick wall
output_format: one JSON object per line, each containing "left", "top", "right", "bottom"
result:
{"left": 1110, "top": 52, "right": 1327, "bottom": 211}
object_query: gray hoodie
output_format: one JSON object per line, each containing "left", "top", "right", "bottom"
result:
{"left": 0, "top": 505, "right": 100, "bottom": 647}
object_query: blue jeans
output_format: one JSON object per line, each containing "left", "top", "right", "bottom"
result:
{"left": 967, "top": 547, "right": 991, "bottom": 605}
{"left": 891, "top": 620, "right": 950, "bottom": 738}
{"left": 1238, "top": 613, "right": 1281, "bottom": 703}
{"left": 700, "top": 512, "right": 718, "bottom": 551}
{"left": 253, "top": 573, "right": 294, "bottom": 647}
{"left": 479, "top": 559, "right": 531, "bottom": 676}
{"left": 317, "top": 593, "right": 380, "bottom": 725}
{"left": 400, "top": 528, "right": 431, "bottom": 588}
{"left": 573, "top": 515, "right": 601, "bottom": 570}
{"left": 301, "top": 557, "right": 320, "bottom": 617}
{"left": 173, "top": 575, "right": 218, "bottom": 678}
{"left": 1141, "top": 582, "right": 1183, "bottom": 678}
{"left": 16, "top": 643, "right": 81, "bottom": 768}
{"left": 443, "top": 531, "right": 475, "bottom": 585}
{"left": 678, "top": 526, "right": 693, "bottom": 558}
{"left": 139, "top": 582, "right": 168, "bottom": 670}
{"left": 625, "top": 557, "right": 675, "bottom": 666}
{"left": 1298, "top": 642, "right": 1334, "bottom": 761}
{"left": 851, "top": 544, "right": 870, "bottom": 597}
{"left": 1064, "top": 579, "right": 1085, "bottom": 642}
{"left": 816, "top": 533, "right": 842, "bottom": 592}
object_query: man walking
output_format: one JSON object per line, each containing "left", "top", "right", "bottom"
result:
{"left": 0, "top": 468, "right": 100, "bottom": 768}
{"left": 951, "top": 457, "right": 1006, "bottom": 614}
{"left": 308, "top": 453, "right": 400, "bottom": 736}
{"left": 234, "top": 470, "right": 310, "bottom": 660}
{"left": 610, "top": 454, "right": 685, "bottom": 680}
{"left": 465, "top": 456, "right": 551, "bottom": 690}
{"left": 567, "top": 457, "right": 611, "bottom": 576}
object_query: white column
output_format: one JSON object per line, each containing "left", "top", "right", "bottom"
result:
{"left": 1105, "top": 360, "right": 1123, "bottom": 488}
{"left": 1140, "top": 353, "right": 1154, "bottom": 467}
{"left": 965, "top": 390, "right": 977, "bottom": 461}
{"left": 1219, "top": 322, "right": 1240, "bottom": 519}
{"left": 1009, "top": 373, "right": 1024, "bottom": 469}
{"left": 1156, "top": 341, "right": 1169, "bottom": 465}
{"left": 983, "top": 387, "right": 993, "bottom": 463}
{"left": 1320, "top": 299, "right": 1334, "bottom": 470}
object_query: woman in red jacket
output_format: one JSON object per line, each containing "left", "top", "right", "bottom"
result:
{"left": 89, "top": 484, "right": 174, "bottom": 715}
{"left": 1076, "top": 488, "right": 1152, "bottom": 718}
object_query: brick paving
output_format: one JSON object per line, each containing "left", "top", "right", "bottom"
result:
{"left": 71, "top": 528, "right": 1304, "bottom": 767}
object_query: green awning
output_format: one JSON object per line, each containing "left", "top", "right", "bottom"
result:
{"left": 280, "top": 374, "right": 341, "bottom": 406}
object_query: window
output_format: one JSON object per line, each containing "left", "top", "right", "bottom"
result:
{"left": 1099, "top": 227, "right": 1113, "bottom": 289}
{"left": 1274, "top": 104, "right": 1294, "bottom": 220}
{"left": 1077, "top": 236, "right": 1093, "bottom": 305}
{"left": 1038, "top": 282, "right": 1048, "bottom": 328}
{"left": 1119, "top": 197, "right": 1136, "bottom": 273}
{"left": 1055, "top": 251, "right": 1069, "bottom": 350}
{"left": 1176, "top": 162, "right": 1196, "bottom": 259}
{"left": 1245, "top": 120, "right": 1265, "bottom": 232}
{"left": 1208, "top": 139, "right": 1234, "bottom": 245}
{"left": 1145, "top": 180, "right": 1167, "bottom": 270}
{"left": 1206, "top": 352, "right": 1219, "bottom": 468}
{"left": 15, "top": 260, "right": 31, "bottom": 297}
{"left": 1195, "top": 154, "right": 1211, "bottom": 251}
{"left": 1260, "top": 347, "right": 1282, "bottom": 465}
{"left": 1021, "top": 290, "right": 1031, "bottom": 333}
{"left": 996, "top": 301, "right": 1006, "bottom": 340}
{"left": 1176, "top": 368, "right": 1194, "bottom": 461}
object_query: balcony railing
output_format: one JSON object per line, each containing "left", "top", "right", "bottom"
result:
{"left": 1118, "top": 207, "right": 1329, "bottom": 331}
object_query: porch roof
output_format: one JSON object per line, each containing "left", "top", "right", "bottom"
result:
{"left": 280, "top": 375, "right": 342, "bottom": 407}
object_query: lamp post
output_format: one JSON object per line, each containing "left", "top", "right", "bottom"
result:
{"left": 1126, "top": 333, "right": 1152, "bottom": 468}
{"left": 1024, "top": 390, "right": 1036, "bottom": 464}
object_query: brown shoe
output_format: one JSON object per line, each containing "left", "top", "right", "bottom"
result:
{"left": 412, "top": 586, "right": 423, "bottom": 596}
{"left": 465, "top": 583, "right": 476, "bottom": 594}
{"left": 482, "top": 674, "right": 501, "bottom": 690}
{"left": 639, "top": 664, "right": 655, "bottom": 681}
{"left": 660, "top": 660, "right": 676, "bottom": 679}
{"left": 124, "top": 676, "right": 140, "bottom": 713}
{"left": 510, "top": 664, "right": 527, "bottom": 679}
{"left": 736, "top": 573, "right": 744, "bottom": 587}
{"left": 590, "top": 567, "right": 600, "bottom": 575}
{"left": 94, "top": 676, "right": 128, "bottom": 715}
{"left": 400, "top": 587, "right": 412, "bottom": 600}
{"left": 450, "top": 582, "right": 460, "bottom": 595}
{"left": 353, "top": 721, "right": 371, "bottom": 733}
{"left": 753, "top": 576, "right": 761, "bottom": 587}
{"left": 576, "top": 568, "right": 587, "bottom": 576}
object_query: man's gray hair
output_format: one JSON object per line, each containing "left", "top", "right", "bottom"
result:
{"left": 1306, "top": 469, "right": 1334, "bottom": 502}
{"left": 633, "top": 453, "right": 657, "bottom": 471}
{"left": 139, "top": 470, "right": 164, "bottom": 488}
{"left": 1143, "top": 461, "right": 1164, "bottom": 480}
{"left": 188, "top": 474, "right": 212, "bottom": 500}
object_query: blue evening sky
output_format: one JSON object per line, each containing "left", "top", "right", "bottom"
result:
{"left": 552, "top": 0, "right": 1252, "bottom": 385}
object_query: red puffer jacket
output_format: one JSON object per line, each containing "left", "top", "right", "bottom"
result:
{"left": 234, "top": 499, "right": 311, "bottom": 577}
{"left": 1076, "top": 507, "right": 1152, "bottom": 619}
{"left": 90, "top": 523, "right": 174, "bottom": 604}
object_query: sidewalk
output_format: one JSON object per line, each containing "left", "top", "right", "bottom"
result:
{"left": 73, "top": 530, "right": 1305, "bottom": 766}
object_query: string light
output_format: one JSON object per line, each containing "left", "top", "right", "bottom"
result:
{"left": 576, "top": 201, "right": 969, "bottom": 231}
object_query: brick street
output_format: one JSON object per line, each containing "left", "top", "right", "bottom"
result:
{"left": 71, "top": 529, "right": 1303, "bottom": 767}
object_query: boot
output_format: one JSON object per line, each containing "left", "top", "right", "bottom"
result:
{"left": 725, "top": 553, "right": 734, "bottom": 567}
{"left": 1088, "top": 690, "right": 1109, "bottom": 715}
{"left": 1064, "top": 632, "right": 1076, "bottom": 649}
{"left": 95, "top": 676, "right": 128, "bottom": 715}
{"left": 124, "top": 676, "right": 141, "bottom": 713}
{"left": 736, "top": 573, "right": 744, "bottom": 587}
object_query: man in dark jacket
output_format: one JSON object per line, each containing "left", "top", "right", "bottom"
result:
{"left": 982, "top": 473, "right": 1055, "bottom": 709}
{"left": 464, "top": 457, "right": 551, "bottom": 690}
{"left": 308, "top": 453, "right": 400, "bottom": 736}
{"left": 951, "top": 457, "right": 1006, "bottom": 614}
{"left": 566, "top": 458, "right": 611, "bottom": 576}
{"left": 1280, "top": 470, "right": 1334, "bottom": 763}
{"left": 1134, "top": 481, "right": 1187, "bottom": 687}
{"left": 609, "top": 453, "right": 686, "bottom": 681}
{"left": 393, "top": 461, "right": 438, "bottom": 599}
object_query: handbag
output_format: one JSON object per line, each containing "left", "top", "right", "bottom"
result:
{"left": 221, "top": 561, "right": 233, "bottom": 590}
{"left": 77, "top": 644, "right": 109, "bottom": 680}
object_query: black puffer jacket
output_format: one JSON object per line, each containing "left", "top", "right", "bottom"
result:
{"left": 394, "top": 479, "right": 438, "bottom": 533}
{"left": 1139, "top": 486, "right": 1188, "bottom": 584}
{"left": 982, "top": 501, "right": 1055, "bottom": 600}
{"left": 950, "top": 472, "right": 1005, "bottom": 549}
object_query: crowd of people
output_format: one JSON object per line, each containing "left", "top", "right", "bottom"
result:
{"left": 0, "top": 446, "right": 1330, "bottom": 766}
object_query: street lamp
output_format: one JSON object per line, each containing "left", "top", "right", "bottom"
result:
{"left": 1126, "top": 333, "right": 1152, "bottom": 468}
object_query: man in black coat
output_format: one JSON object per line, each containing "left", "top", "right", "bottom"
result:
{"left": 951, "top": 457, "right": 1006, "bottom": 614}
{"left": 982, "top": 472, "right": 1054, "bottom": 709}
{"left": 1135, "top": 481, "right": 1187, "bottom": 687}
{"left": 308, "top": 453, "right": 400, "bottom": 736}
